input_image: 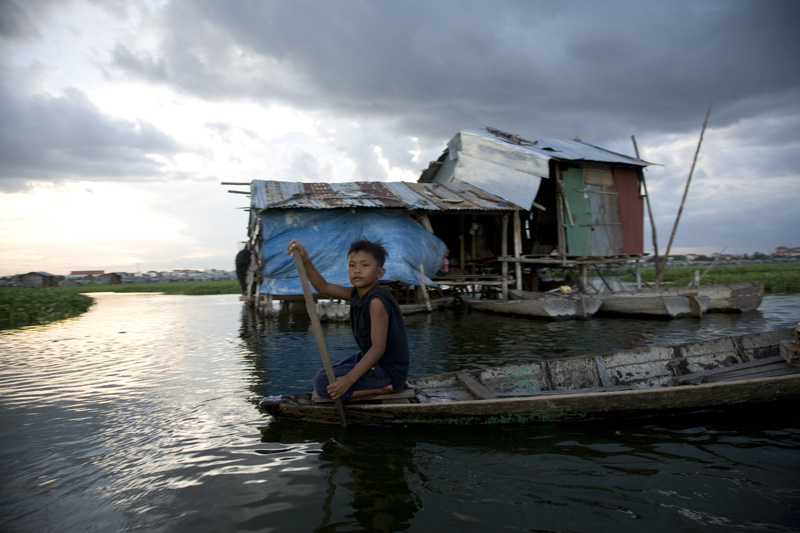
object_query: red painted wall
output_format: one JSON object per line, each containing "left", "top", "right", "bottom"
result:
{"left": 613, "top": 167, "right": 644, "bottom": 254}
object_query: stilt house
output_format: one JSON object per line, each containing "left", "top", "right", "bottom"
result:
{"left": 418, "top": 127, "right": 653, "bottom": 291}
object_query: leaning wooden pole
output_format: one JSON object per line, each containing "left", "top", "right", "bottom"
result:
{"left": 631, "top": 135, "right": 660, "bottom": 278}
{"left": 655, "top": 103, "right": 713, "bottom": 288}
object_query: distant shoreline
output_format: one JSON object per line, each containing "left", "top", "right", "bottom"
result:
{"left": 2, "top": 263, "right": 798, "bottom": 330}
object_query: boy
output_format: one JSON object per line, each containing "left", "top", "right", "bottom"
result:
{"left": 287, "top": 238, "right": 410, "bottom": 401}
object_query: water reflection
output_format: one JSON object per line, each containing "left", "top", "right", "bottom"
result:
{"left": 1, "top": 292, "right": 798, "bottom": 532}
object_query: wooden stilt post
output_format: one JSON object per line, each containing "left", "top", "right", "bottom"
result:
{"left": 513, "top": 211, "right": 523, "bottom": 291}
{"left": 501, "top": 215, "right": 509, "bottom": 301}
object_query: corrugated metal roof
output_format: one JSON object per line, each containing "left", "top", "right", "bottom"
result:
{"left": 250, "top": 180, "right": 521, "bottom": 212}
{"left": 469, "top": 128, "right": 654, "bottom": 166}
{"left": 419, "top": 128, "right": 653, "bottom": 211}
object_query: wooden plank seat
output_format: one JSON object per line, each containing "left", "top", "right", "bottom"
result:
{"left": 456, "top": 372, "right": 498, "bottom": 399}
{"left": 312, "top": 388, "right": 417, "bottom": 404}
{"left": 674, "top": 355, "right": 797, "bottom": 385}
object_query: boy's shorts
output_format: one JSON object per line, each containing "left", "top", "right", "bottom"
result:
{"left": 312, "top": 352, "right": 391, "bottom": 401}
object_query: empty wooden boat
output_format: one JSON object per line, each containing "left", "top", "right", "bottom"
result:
{"left": 598, "top": 288, "right": 709, "bottom": 318}
{"left": 466, "top": 290, "right": 602, "bottom": 320}
{"left": 697, "top": 281, "right": 764, "bottom": 313}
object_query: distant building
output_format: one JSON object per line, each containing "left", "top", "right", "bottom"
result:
{"left": 98, "top": 272, "right": 122, "bottom": 284}
{"left": 16, "top": 272, "right": 59, "bottom": 287}
{"left": 774, "top": 246, "right": 800, "bottom": 256}
{"left": 68, "top": 270, "right": 105, "bottom": 278}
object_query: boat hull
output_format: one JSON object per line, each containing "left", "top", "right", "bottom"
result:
{"left": 597, "top": 282, "right": 763, "bottom": 318}
{"left": 598, "top": 290, "right": 709, "bottom": 318}
{"left": 700, "top": 281, "right": 764, "bottom": 313}
{"left": 467, "top": 292, "right": 602, "bottom": 320}
{"left": 259, "top": 329, "right": 800, "bottom": 426}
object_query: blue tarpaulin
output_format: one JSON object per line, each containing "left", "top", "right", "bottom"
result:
{"left": 259, "top": 210, "right": 447, "bottom": 295}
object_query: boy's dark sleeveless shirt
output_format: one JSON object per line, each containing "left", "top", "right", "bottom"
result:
{"left": 349, "top": 285, "right": 409, "bottom": 392}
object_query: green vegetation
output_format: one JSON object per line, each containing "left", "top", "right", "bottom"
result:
{"left": 77, "top": 280, "right": 241, "bottom": 296}
{"left": 0, "top": 281, "right": 241, "bottom": 329}
{"left": 621, "top": 262, "right": 800, "bottom": 293}
{"left": 0, "top": 287, "right": 96, "bottom": 329}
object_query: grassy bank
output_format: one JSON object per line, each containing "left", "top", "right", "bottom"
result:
{"left": 77, "top": 280, "right": 241, "bottom": 296}
{"left": 0, "top": 281, "right": 241, "bottom": 329}
{"left": 0, "top": 287, "right": 96, "bottom": 329}
{"left": 619, "top": 262, "right": 800, "bottom": 293}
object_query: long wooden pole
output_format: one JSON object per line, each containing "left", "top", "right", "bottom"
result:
{"left": 292, "top": 252, "right": 347, "bottom": 426}
{"left": 655, "top": 103, "right": 713, "bottom": 288}
{"left": 631, "top": 135, "right": 660, "bottom": 279}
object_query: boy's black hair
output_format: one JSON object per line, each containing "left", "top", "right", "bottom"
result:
{"left": 348, "top": 239, "right": 388, "bottom": 267}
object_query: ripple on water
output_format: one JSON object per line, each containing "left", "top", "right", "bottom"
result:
{"left": 1, "top": 292, "right": 799, "bottom": 532}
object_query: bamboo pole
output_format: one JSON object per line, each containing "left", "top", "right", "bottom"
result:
{"left": 554, "top": 165, "right": 568, "bottom": 267}
{"left": 696, "top": 246, "right": 726, "bottom": 285}
{"left": 631, "top": 135, "right": 660, "bottom": 280}
{"left": 655, "top": 103, "right": 713, "bottom": 288}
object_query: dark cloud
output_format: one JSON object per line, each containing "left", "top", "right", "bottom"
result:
{"left": 1, "top": 0, "right": 798, "bottom": 263}
{"left": 0, "top": 0, "right": 40, "bottom": 41}
{"left": 0, "top": 86, "right": 179, "bottom": 191}
{"left": 109, "top": 0, "right": 800, "bottom": 146}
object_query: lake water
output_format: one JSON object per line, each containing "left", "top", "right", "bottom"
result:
{"left": 1, "top": 292, "right": 799, "bottom": 532}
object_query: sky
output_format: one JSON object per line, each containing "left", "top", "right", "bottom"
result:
{"left": 1, "top": 0, "right": 798, "bottom": 276}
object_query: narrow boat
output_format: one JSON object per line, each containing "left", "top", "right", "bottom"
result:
{"left": 596, "top": 281, "right": 764, "bottom": 318}
{"left": 699, "top": 281, "right": 764, "bottom": 313}
{"left": 466, "top": 290, "right": 602, "bottom": 320}
{"left": 598, "top": 287, "right": 709, "bottom": 318}
{"left": 259, "top": 328, "right": 800, "bottom": 426}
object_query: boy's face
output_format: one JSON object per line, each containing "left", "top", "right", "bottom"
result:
{"left": 347, "top": 250, "right": 385, "bottom": 293}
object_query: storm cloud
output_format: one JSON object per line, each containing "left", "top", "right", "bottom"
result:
{"left": 0, "top": 0, "right": 798, "bottom": 274}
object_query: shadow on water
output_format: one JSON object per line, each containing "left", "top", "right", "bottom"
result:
{"left": 254, "top": 405, "right": 800, "bottom": 532}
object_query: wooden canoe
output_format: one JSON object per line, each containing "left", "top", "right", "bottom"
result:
{"left": 259, "top": 328, "right": 800, "bottom": 426}
{"left": 598, "top": 288, "right": 709, "bottom": 318}
{"left": 698, "top": 281, "right": 764, "bottom": 313}
{"left": 597, "top": 282, "right": 764, "bottom": 318}
{"left": 466, "top": 291, "right": 602, "bottom": 320}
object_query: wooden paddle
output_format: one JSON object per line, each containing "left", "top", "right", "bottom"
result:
{"left": 291, "top": 251, "right": 347, "bottom": 426}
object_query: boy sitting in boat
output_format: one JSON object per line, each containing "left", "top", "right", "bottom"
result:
{"left": 287, "top": 238, "right": 410, "bottom": 402}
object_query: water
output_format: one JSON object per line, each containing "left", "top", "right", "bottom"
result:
{"left": 1, "top": 292, "right": 799, "bottom": 532}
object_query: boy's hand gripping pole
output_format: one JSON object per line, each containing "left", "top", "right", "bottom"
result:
{"left": 291, "top": 251, "right": 347, "bottom": 427}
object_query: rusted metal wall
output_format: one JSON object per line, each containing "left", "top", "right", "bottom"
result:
{"left": 613, "top": 167, "right": 644, "bottom": 254}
